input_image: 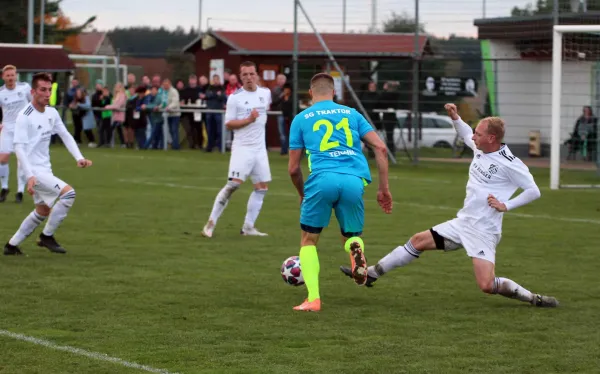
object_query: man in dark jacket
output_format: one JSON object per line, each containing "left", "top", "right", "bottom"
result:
{"left": 204, "top": 74, "right": 227, "bottom": 152}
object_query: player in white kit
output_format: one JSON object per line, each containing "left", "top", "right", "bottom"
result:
{"left": 0, "top": 65, "right": 32, "bottom": 203}
{"left": 340, "top": 103, "right": 559, "bottom": 307}
{"left": 201, "top": 61, "right": 272, "bottom": 237}
{"left": 3, "top": 73, "right": 92, "bottom": 256}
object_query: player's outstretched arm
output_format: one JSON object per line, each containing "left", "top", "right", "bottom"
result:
{"left": 288, "top": 149, "right": 304, "bottom": 201}
{"left": 445, "top": 103, "right": 477, "bottom": 151}
{"left": 53, "top": 113, "right": 92, "bottom": 167}
{"left": 361, "top": 131, "right": 392, "bottom": 214}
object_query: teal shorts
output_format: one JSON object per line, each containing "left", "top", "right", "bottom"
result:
{"left": 300, "top": 172, "right": 365, "bottom": 236}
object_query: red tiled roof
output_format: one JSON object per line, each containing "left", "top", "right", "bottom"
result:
{"left": 75, "top": 32, "right": 106, "bottom": 54}
{"left": 0, "top": 44, "right": 75, "bottom": 72}
{"left": 186, "top": 31, "right": 428, "bottom": 56}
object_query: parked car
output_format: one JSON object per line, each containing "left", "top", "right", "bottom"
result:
{"left": 393, "top": 111, "right": 457, "bottom": 149}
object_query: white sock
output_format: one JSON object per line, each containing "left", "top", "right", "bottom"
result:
{"left": 17, "top": 163, "right": 26, "bottom": 193}
{"left": 493, "top": 277, "right": 534, "bottom": 303}
{"left": 42, "top": 190, "right": 76, "bottom": 236}
{"left": 244, "top": 189, "right": 266, "bottom": 228}
{"left": 0, "top": 163, "right": 8, "bottom": 189}
{"left": 9, "top": 211, "right": 47, "bottom": 246}
{"left": 368, "top": 240, "right": 422, "bottom": 278}
{"left": 208, "top": 181, "right": 240, "bottom": 224}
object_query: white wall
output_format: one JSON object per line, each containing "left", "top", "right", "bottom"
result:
{"left": 489, "top": 41, "right": 594, "bottom": 145}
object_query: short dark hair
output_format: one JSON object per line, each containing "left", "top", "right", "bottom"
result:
{"left": 32, "top": 72, "right": 52, "bottom": 89}
{"left": 240, "top": 61, "right": 256, "bottom": 70}
{"left": 310, "top": 73, "right": 334, "bottom": 87}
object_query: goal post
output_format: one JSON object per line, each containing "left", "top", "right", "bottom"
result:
{"left": 551, "top": 25, "right": 600, "bottom": 190}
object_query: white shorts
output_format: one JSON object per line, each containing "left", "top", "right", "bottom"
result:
{"left": 432, "top": 218, "right": 501, "bottom": 264}
{"left": 32, "top": 172, "right": 68, "bottom": 208}
{"left": 227, "top": 146, "right": 271, "bottom": 184}
{"left": 0, "top": 128, "right": 15, "bottom": 154}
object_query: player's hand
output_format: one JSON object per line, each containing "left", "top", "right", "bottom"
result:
{"left": 487, "top": 194, "right": 507, "bottom": 212}
{"left": 377, "top": 189, "right": 393, "bottom": 214}
{"left": 444, "top": 103, "right": 459, "bottom": 120}
{"left": 249, "top": 109, "right": 259, "bottom": 122}
{"left": 77, "top": 159, "right": 93, "bottom": 168}
{"left": 26, "top": 177, "right": 37, "bottom": 196}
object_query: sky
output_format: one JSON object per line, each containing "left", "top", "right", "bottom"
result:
{"left": 60, "top": 0, "right": 534, "bottom": 38}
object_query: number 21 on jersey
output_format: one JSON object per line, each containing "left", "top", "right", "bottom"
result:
{"left": 313, "top": 118, "right": 352, "bottom": 152}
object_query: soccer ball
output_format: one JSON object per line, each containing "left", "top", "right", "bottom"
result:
{"left": 281, "top": 256, "right": 304, "bottom": 286}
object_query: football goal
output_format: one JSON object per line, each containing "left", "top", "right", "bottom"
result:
{"left": 551, "top": 25, "right": 600, "bottom": 189}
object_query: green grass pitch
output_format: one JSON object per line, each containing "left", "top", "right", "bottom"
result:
{"left": 0, "top": 147, "right": 599, "bottom": 374}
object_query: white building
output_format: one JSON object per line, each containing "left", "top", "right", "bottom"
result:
{"left": 474, "top": 12, "right": 600, "bottom": 156}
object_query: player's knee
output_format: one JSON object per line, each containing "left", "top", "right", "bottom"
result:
{"left": 35, "top": 204, "right": 51, "bottom": 217}
{"left": 224, "top": 180, "right": 240, "bottom": 197}
{"left": 0, "top": 153, "right": 9, "bottom": 163}
{"left": 410, "top": 231, "right": 435, "bottom": 251}
{"left": 58, "top": 189, "right": 76, "bottom": 208}
{"left": 254, "top": 182, "right": 268, "bottom": 190}
{"left": 477, "top": 277, "right": 495, "bottom": 294}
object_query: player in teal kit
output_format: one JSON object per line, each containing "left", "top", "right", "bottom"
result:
{"left": 287, "top": 73, "right": 393, "bottom": 311}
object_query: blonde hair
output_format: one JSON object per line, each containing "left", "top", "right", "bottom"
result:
{"left": 483, "top": 117, "right": 505, "bottom": 142}
{"left": 2, "top": 65, "right": 16, "bottom": 74}
{"left": 113, "top": 82, "right": 125, "bottom": 97}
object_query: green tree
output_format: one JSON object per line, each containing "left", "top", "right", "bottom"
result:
{"left": 0, "top": 0, "right": 95, "bottom": 44}
{"left": 382, "top": 11, "right": 426, "bottom": 33}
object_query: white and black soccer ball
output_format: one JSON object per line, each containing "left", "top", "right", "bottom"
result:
{"left": 280, "top": 256, "right": 304, "bottom": 286}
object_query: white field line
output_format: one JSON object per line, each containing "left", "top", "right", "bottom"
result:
{"left": 118, "top": 179, "right": 600, "bottom": 226}
{"left": 0, "top": 329, "right": 180, "bottom": 374}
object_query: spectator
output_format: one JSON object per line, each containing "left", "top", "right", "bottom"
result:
{"left": 180, "top": 74, "right": 203, "bottom": 149}
{"left": 225, "top": 74, "right": 241, "bottom": 96}
{"left": 125, "top": 73, "right": 136, "bottom": 89}
{"left": 163, "top": 79, "right": 181, "bottom": 150}
{"left": 176, "top": 79, "right": 185, "bottom": 91}
{"left": 568, "top": 105, "right": 598, "bottom": 160}
{"left": 70, "top": 88, "right": 97, "bottom": 147}
{"left": 379, "top": 81, "right": 400, "bottom": 155}
{"left": 199, "top": 75, "right": 209, "bottom": 92}
{"left": 143, "top": 85, "right": 165, "bottom": 150}
{"left": 91, "top": 79, "right": 106, "bottom": 131}
{"left": 271, "top": 74, "right": 287, "bottom": 155}
{"left": 279, "top": 83, "right": 294, "bottom": 155}
{"left": 223, "top": 69, "right": 231, "bottom": 85}
{"left": 98, "top": 86, "right": 113, "bottom": 147}
{"left": 105, "top": 82, "right": 127, "bottom": 148}
{"left": 130, "top": 86, "right": 149, "bottom": 149}
{"left": 141, "top": 75, "right": 151, "bottom": 89}
{"left": 205, "top": 74, "right": 226, "bottom": 152}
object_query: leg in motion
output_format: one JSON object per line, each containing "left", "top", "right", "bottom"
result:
{"left": 241, "top": 182, "right": 268, "bottom": 236}
{"left": 201, "top": 179, "right": 242, "bottom": 238}
{"left": 293, "top": 229, "right": 322, "bottom": 312}
{"left": 473, "top": 259, "right": 559, "bottom": 307}
{"left": 340, "top": 229, "right": 442, "bottom": 287}
{"left": 0, "top": 153, "right": 10, "bottom": 202}
{"left": 16, "top": 160, "right": 26, "bottom": 203}
{"left": 38, "top": 186, "right": 77, "bottom": 254}
{"left": 4, "top": 204, "right": 50, "bottom": 256}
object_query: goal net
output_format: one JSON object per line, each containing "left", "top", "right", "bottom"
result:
{"left": 551, "top": 25, "right": 600, "bottom": 189}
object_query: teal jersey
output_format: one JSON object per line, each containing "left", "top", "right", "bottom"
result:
{"left": 289, "top": 100, "right": 374, "bottom": 184}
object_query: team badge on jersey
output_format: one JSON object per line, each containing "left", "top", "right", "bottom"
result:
{"left": 488, "top": 164, "right": 498, "bottom": 174}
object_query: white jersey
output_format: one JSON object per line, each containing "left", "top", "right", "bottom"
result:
{"left": 0, "top": 82, "right": 32, "bottom": 130}
{"left": 458, "top": 143, "right": 537, "bottom": 234}
{"left": 225, "top": 87, "right": 272, "bottom": 148}
{"left": 14, "top": 104, "right": 82, "bottom": 174}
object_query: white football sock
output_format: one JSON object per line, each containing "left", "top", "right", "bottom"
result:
{"left": 42, "top": 190, "right": 76, "bottom": 236}
{"left": 493, "top": 277, "right": 534, "bottom": 303}
{"left": 208, "top": 181, "right": 240, "bottom": 224}
{"left": 244, "top": 189, "right": 266, "bottom": 228}
{"left": 17, "top": 163, "right": 26, "bottom": 193}
{"left": 0, "top": 163, "right": 9, "bottom": 189}
{"left": 9, "top": 211, "right": 47, "bottom": 246}
{"left": 368, "top": 240, "right": 422, "bottom": 278}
